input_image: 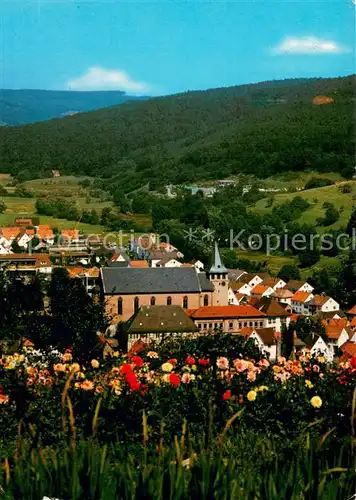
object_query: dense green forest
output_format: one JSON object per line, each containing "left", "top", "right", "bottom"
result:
{"left": 0, "top": 75, "right": 354, "bottom": 189}
{"left": 0, "top": 89, "right": 149, "bottom": 126}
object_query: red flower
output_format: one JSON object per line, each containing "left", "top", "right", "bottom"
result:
{"left": 338, "top": 375, "right": 347, "bottom": 385}
{"left": 169, "top": 373, "right": 180, "bottom": 387}
{"left": 168, "top": 358, "right": 177, "bottom": 364}
{"left": 131, "top": 355, "right": 144, "bottom": 368}
{"left": 125, "top": 371, "right": 140, "bottom": 391}
{"left": 186, "top": 356, "right": 196, "bottom": 365}
{"left": 223, "top": 390, "right": 231, "bottom": 400}
{"left": 120, "top": 363, "right": 133, "bottom": 375}
{"left": 350, "top": 357, "right": 356, "bottom": 369}
{"left": 198, "top": 358, "right": 210, "bottom": 366}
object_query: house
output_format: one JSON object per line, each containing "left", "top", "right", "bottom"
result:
{"left": 309, "top": 295, "right": 339, "bottom": 315}
{"left": 51, "top": 169, "right": 61, "bottom": 178}
{"left": 261, "top": 277, "right": 286, "bottom": 290}
{"left": 125, "top": 305, "right": 198, "bottom": 350}
{"left": 0, "top": 227, "right": 34, "bottom": 250}
{"left": 193, "top": 260, "right": 205, "bottom": 272}
{"left": 66, "top": 266, "right": 100, "bottom": 293}
{"left": 110, "top": 249, "right": 130, "bottom": 263}
{"left": 228, "top": 287, "right": 240, "bottom": 305}
{"left": 60, "top": 229, "right": 80, "bottom": 243}
{"left": 255, "top": 296, "right": 291, "bottom": 331}
{"left": 129, "top": 260, "right": 149, "bottom": 268}
{"left": 250, "top": 284, "right": 275, "bottom": 298}
{"left": 0, "top": 253, "right": 52, "bottom": 276}
{"left": 324, "top": 323, "right": 350, "bottom": 354}
{"left": 149, "top": 250, "right": 182, "bottom": 268}
{"left": 187, "top": 305, "right": 267, "bottom": 334}
{"left": 227, "top": 269, "right": 247, "bottom": 282}
{"left": 287, "top": 280, "right": 314, "bottom": 293}
{"left": 302, "top": 335, "right": 333, "bottom": 363}
{"left": 274, "top": 288, "right": 293, "bottom": 305}
{"left": 339, "top": 341, "right": 356, "bottom": 363}
{"left": 239, "top": 327, "right": 281, "bottom": 361}
{"left": 291, "top": 291, "right": 314, "bottom": 315}
{"left": 346, "top": 305, "right": 356, "bottom": 321}
{"left": 34, "top": 225, "right": 55, "bottom": 246}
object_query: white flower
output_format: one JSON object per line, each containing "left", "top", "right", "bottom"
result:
{"left": 216, "top": 357, "right": 229, "bottom": 370}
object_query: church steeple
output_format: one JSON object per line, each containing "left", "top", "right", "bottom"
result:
{"left": 209, "top": 241, "right": 227, "bottom": 274}
{"left": 207, "top": 242, "right": 229, "bottom": 306}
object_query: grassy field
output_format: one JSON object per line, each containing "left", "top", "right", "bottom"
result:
{"left": 254, "top": 181, "right": 356, "bottom": 229}
{"left": 0, "top": 176, "right": 153, "bottom": 235}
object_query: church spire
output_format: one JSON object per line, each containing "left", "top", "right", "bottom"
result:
{"left": 209, "top": 241, "right": 227, "bottom": 274}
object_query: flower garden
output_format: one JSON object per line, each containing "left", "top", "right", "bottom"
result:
{"left": 0, "top": 333, "right": 356, "bottom": 498}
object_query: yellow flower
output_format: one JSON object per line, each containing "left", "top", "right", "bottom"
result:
{"left": 91, "top": 359, "right": 100, "bottom": 369}
{"left": 305, "top": 380, "right": 313, "bottom": 389}
{"left": 247, "top": 390, "right": 257, "bottom": 402}
{"left": 310, "top": 396, "right": 322, "bottom": 408}
{"left": 70, "top": 363, "right": 80, "bottom": 373}
{"left": 316, "top": 356, "right": 325, "bottom": 364}
{"left": 161, "top": 362, "right": 174, "bottom": 373}
{"left": 257, "top": 386, "right": 268, "bottom": 392}
{"left": 53, "top": 363, "right": 66, "bottom": 373}
{"left": 62, "top": 352, "right": 72, "bottom": 362}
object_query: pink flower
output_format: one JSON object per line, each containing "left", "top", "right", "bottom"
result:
{"left": 247, "top": 370, "right": 257, "bottom": 382}
{"left": 181, "top": 373, "right": 193, "bottom": 384}
{"left": 312, "top": 365, "right": 320, "bottom": 373}
{"left": 233, "top": 359, "right": 249, "bottom": 372}
{"left": 258, "top": 359, "right": 270, "bottom": 369}
{"left": 216, "top": 357, "right": 229, "bottom": 370}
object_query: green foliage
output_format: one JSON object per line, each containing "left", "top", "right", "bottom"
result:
{"left": 272, "top": 196, "right": 310, "bottom": 223}
{"left": 47, "top": 268, "right": 107, "bottom": 362}
{"left": 0, "top": 200, "right": 6, "bottom": 213}
{"left": 278, "top": 264, "right": 301, "bottom": 282}
{"left": 0, "top": 76, "right": 354, "bottom": 189}
{"left": 304, "top": 177, "right": 335, "bottom": 190}
{"left": 318, "top": 202, "right": 340, "bottom": 227}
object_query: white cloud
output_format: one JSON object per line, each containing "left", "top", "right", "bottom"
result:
{"left": 271, "top": 36, "right": 348, "bottom": 55}
{"left": 67, "top": 67, "right": 150, "bottom": 93}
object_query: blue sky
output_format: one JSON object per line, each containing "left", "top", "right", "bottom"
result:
{"left": 1, "top": 0, "right": 355, "bottom": 94}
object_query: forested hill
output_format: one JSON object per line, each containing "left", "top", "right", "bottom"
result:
{"left": 0, "top": 89, "right": 149, "bottom": 125}
{"left": 0, "top": 75, "right": 354, "bottom": 190}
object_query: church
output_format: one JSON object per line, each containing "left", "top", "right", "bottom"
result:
{"left": 100, "top": 242, "right": 229, "bottom": 322}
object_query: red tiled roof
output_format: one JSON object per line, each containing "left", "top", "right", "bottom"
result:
{"left": 347, "top": 305, "right": 356, "bottom": 315}
{"left": 130, "top": 260, "right": 149, "bottom": 268}
{"left": 61, "top": 229, "right": 79, "bottom": 240}
{"left": 351, "top": 317, "right": 356, "bottom": 327}
{"left": 275, "top": 288, "right": 293, "bottom": 298}
{"left": 292, "top": 291, "right": 312, "bottom": 303}
{"left": 340, "top": 341, "right": 356, "bottom": 358}
{"left": 251, "top": 284, "right": 271, "bottom": 295}
{"left": 188, "top": 305, "right": 266, "bottom": 319}
{"left": 325, "top": 324, "right": 348, "bottom": 340}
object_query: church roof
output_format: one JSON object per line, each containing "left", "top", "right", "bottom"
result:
{"left": 100, "top": 267, "right": 214, "bottom": 295}
{"left": 209, "top": 242, "right": 227, "bottom": 274}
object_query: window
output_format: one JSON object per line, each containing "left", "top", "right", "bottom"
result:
{"left": 203, "top": 323, "right": 207, "bottom": 329}
{"left": 150, "top": 296, "right": 156, "bottom": 306}
{"left": 244, "top": 322, "right": 247, "bottom": 327}
{"left": 183, "top": 296, "right": 188, "bottom": 309}
{"left": 134, "top": 297, "right": 139, "bottom": 313}
{"left": 167, "top": 296, "right": 172, "bottom": 305}
{"left": 209, "top": 323, "right": 212, "bottom": 329}
{"left": 118, "top": 297, "right": 123, "bottom": 315}
{"left": 220, "top": 323, "right": 223, "bottom": 328}
{"left": 204, "top": 294, "right": 209, "bottom": 306}
{"left": 249, "top": 321, "right": 253, "bottom": 327}
{"left": 229, "top": 322, "right": 233, "bottom": 329}
{"left": 198, "top": 323, "right": 202, "bottom": 329}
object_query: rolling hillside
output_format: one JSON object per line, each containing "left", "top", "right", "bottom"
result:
{"left": 0, "top": 89, "right": 149, "bottom": 126}
{"left": 0, "top": 75, "right": 354, "bottom": 190}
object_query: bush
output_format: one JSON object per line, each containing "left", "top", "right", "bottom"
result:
{"left": 304, "top": 178, "right": 335, "bottom": 190}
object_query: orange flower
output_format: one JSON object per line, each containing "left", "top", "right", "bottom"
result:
{"left": 81, "top": 380, "right": 94, "bottom": 391}
{"left": 0, "top": 394, "right": 9, "bottom": 404}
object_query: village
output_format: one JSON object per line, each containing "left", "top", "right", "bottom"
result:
{"left": 1, "top": 219, "right": 355, "bottom": 364}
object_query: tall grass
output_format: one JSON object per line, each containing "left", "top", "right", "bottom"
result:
{"left": 1, "top": 390, "right": 355, "bottom": 499}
